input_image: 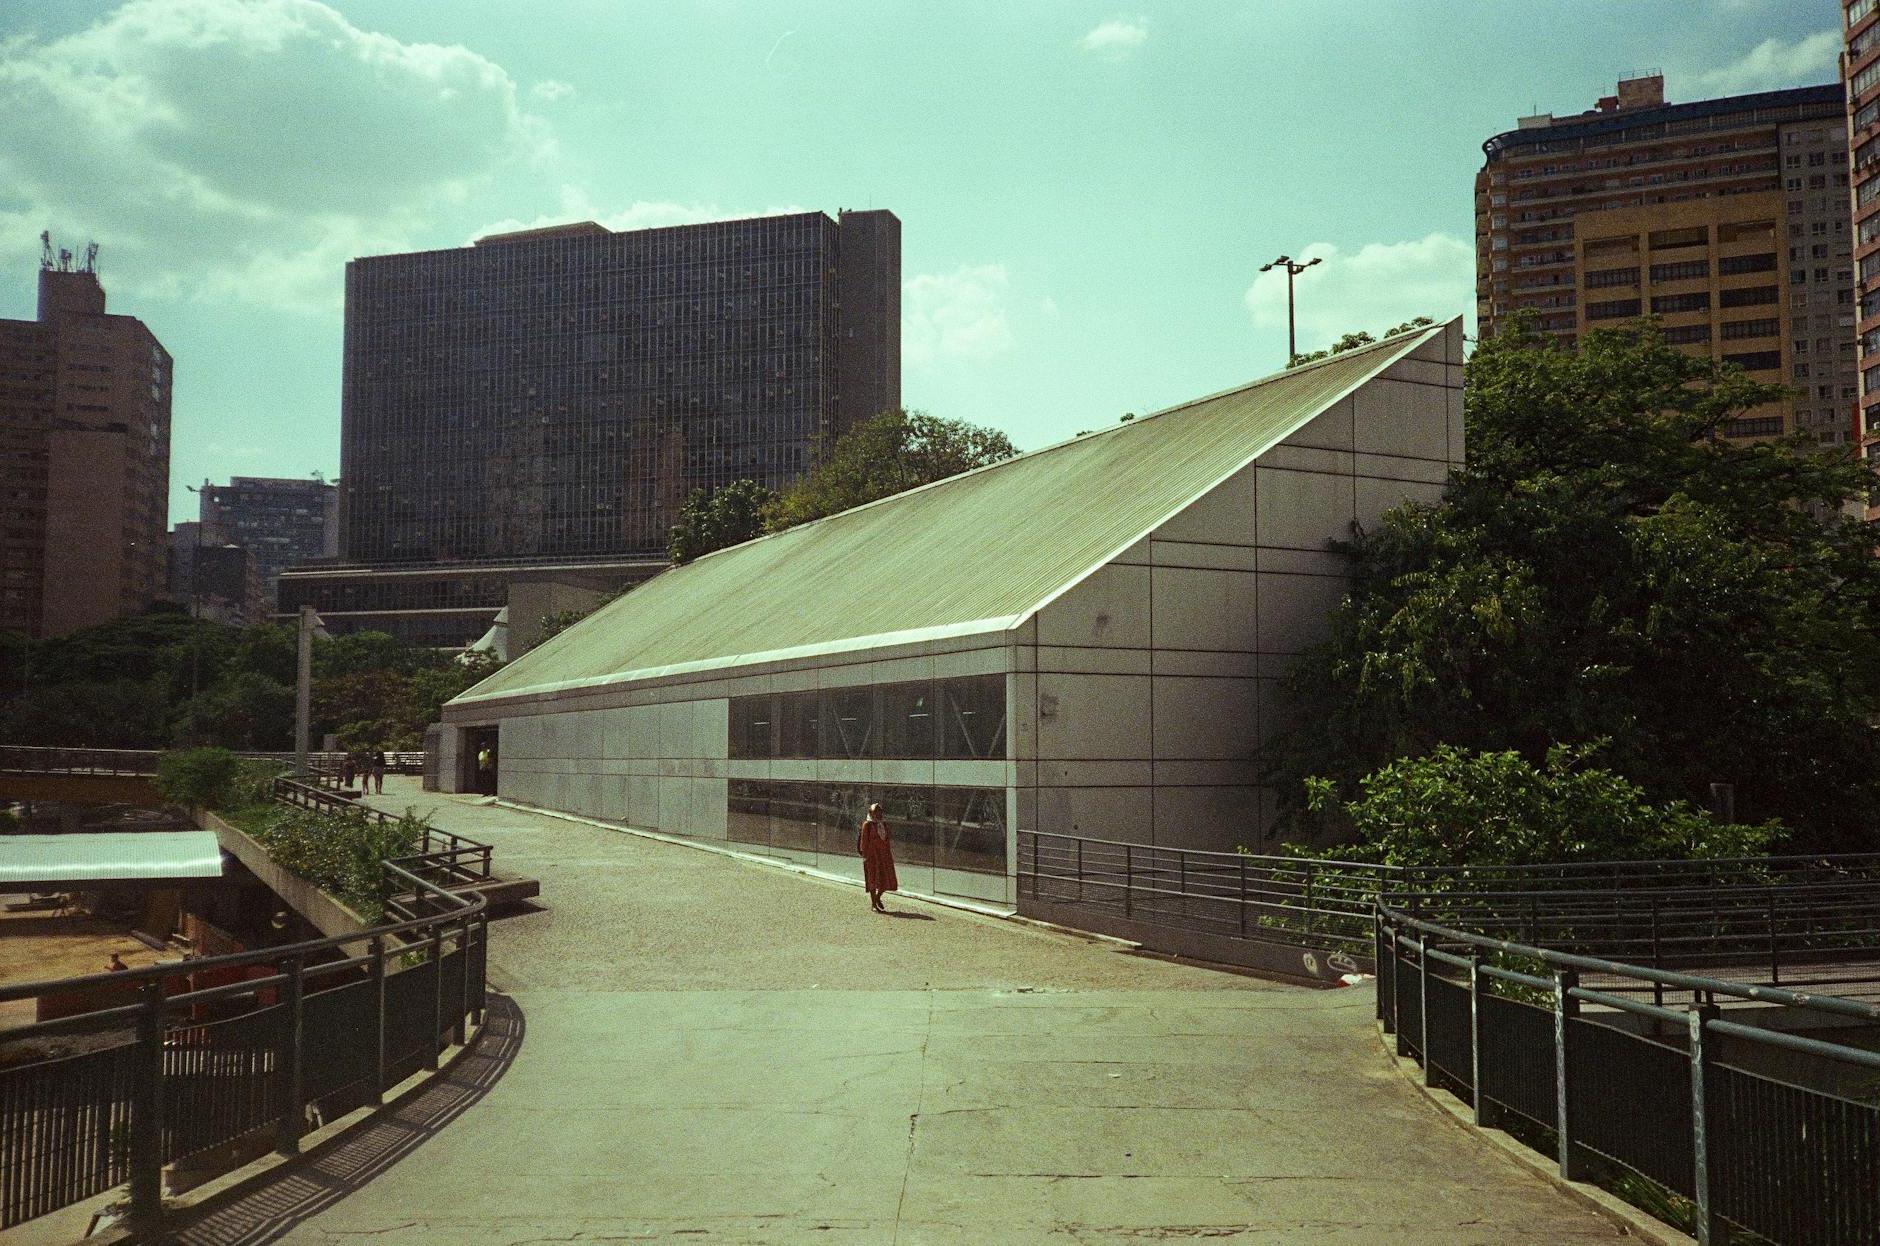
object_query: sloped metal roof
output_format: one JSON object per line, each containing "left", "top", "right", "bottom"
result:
{"left": 453, "top": 322, "right": 1452, "bottom": 706}
{"left": 0, "top": 831, "right": 225, "bottom": 886}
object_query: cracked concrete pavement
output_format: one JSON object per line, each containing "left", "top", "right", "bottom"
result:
{"left": 269, "top": 779, "right": 1623, "bottom": 1244}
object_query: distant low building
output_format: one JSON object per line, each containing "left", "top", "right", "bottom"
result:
{"left": 438, "top": 322, "right": 1466, "bottom": 907}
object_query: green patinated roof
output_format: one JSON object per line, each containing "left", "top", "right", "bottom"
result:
{"left": 453, "top": 323, "right": 1449, "bottom": 706}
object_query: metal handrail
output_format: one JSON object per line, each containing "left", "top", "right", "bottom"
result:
{"left": 1378, "top": 902, "right": 1880, "bottom": 1244}
{"left": 0, "top": 771, "right": 499, "bottom": 1235}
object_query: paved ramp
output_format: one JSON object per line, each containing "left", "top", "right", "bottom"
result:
{"left": 263, "top": 780, "right": 1621, "bottom": 1244}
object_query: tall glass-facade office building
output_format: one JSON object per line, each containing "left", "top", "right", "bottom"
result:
{"left": 280, "top": 210, "right": 899, "bottom": 647}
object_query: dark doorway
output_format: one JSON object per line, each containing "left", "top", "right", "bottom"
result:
{"left": 466, "top": 726, "right": 500, "bottom": 795}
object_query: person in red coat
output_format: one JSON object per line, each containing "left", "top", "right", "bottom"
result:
{"left": 857, "top": 802, "right": 897, "bottom": 913}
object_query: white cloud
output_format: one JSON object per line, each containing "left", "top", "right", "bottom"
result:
{"left": 1689, "top": 31, "right": 1839, "bottom": 95}
{"left": 470, "top": 188, "right": 808, "bottom": 242}
{"left": 531, "top": 78, "right": 574, "bottom": 102}
{"left": 1077, "top": 17, "right": 1148, "bottom": 60}
{"left": 0, "top": 0, "right": 547, "bottom": 314}
{"left": 1243, "top": 234, "right": 1472, "bottom": 350}
{"left": 904, "top": 265, "right": 1013, "bottom": 369}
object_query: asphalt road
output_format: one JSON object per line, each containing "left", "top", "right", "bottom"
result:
{"left": 264, "top": 779, "right": 1622, "bottom": 1245}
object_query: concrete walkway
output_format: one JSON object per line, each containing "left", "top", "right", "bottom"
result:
{"left": 269, "top": 779, "right": 1619, "bottom": 1244}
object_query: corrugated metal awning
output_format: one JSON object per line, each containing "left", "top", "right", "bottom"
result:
{"left": 0, "top": 831, "right": 226, "bottom": 886}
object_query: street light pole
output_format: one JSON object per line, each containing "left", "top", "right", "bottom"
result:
{"left": 1259, "top": 254, "right": 1322, "bottom": 364}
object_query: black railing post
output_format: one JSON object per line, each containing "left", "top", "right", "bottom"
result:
{"left": 1689, "top": 1003, "right": 1724, "bottom": 1246}
{"left": 1418, "top": 935, "right": 1433, "bottom": 1086}
{"left": 1239, "top": 858, "right": 1249, "bottom": 939}
{"left": 1303, "top": 866, "right": 1316, "bottom": 940}
{"left": 1123, "top": 845, "right": 1133, "bottom": 918}
{"left": 1651, "top": 899, "right": 1664, "bottom": 1009}
{"left": 476, "top": 912, "right": 490, "bottom": 1024}
{"left": 277, "top": 954, "right": 305, "bottom": 1156}
{"left": 129, "top": 979, "right": 165, "bottom": 1233}
{"left": 427, "top": 925, "right": 444, "bottom": 1071}
{"left": 1075, "top": 836, "right": 1084, "bottom": 905}
{"left": 1767, "top": 893, "right": 1779, "bottom": 985}
{"left": 1374, "top": 912, "right": 1387, "bottom": 1024}
{"left": 1029, "top": 833, "right": 1040, "bottom": 901}
{"left": 1553, "top": 969, "right": 1583, "bottom": 1181}
{"left": 1468, "top": 948, "right": 1490, "bottom": 1127}
{"left": 456, "top": 919, "right": 471, "bottom": 1046}
{"left": 370, "top": 935, "right": 388, "bottom": 1103}
{"left": 1393, "top": 929, "right": 1410, "bottom": 1058}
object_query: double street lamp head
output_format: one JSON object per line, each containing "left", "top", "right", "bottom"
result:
{"left": 1260, "top": 254, "right": 1321, "bottom": 275}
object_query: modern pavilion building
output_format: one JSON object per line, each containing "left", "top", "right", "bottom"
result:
{"left": 438, "top": 320, "right": 1465, "bottom": 906}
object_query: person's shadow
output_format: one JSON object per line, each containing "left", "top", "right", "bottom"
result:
{"left": 883, "top": 910, "right": 935, "bottom": 920}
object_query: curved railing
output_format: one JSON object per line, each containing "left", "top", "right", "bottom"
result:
{"left": 1377, "top": 897, "right": 1880, "bottom": 1245}
{"left": 0, "top": 776, "right": 496, "bottom": 1235}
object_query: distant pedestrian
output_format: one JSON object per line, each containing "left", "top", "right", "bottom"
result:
{"left": 857, "top": 802, "right": 897, "bottom": 914}
{"left": 340, "top": 753, "right": 356, "bottom": 788}
{"left": 476, "top": 745, "right": 495, "bottom": 795}
{"left": 369, "top": 747, "right": 387, "bottom": 794}
{"left": 106, "top": 952, "right": 128, "bottom": 973}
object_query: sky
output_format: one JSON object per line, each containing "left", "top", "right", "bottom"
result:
{"left": 0, "top": 0, "right": 1843, "bottom": 525}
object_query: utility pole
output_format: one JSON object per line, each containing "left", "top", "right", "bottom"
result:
{"left": 1259, "top": 254, "right": 1322, "bottom": 364}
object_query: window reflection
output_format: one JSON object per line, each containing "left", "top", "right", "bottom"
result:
{"left": 728, "top": 778, "right": 769, "bottom": 846}
{"left": 728, "top": 676, "right": 1004, "bottom": 762}
{"left": 818, "top": 686, "right": 875, "bottom": 759}
{"left": 752, "top": 780, "right": 1004, "bottom": 877}
{"left": 934, "top": 785, "right": 1007, "bottom": 875}
{"left": 879, "top": 682, "right": 935, "bottom": 758}
{"left": 941, "top": 676, "right": 1006, "bottom": 760}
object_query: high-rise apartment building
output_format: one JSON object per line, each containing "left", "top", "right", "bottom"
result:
{"left": 1477, "top": 77, "right": 1852, "bottom": 444}
{"left": 281, "top": 209, "right": 900, "bottom": 649}
{"left": 197, "top": 475, "right": 338, "bottom": 603}
{"left": 1844, "top": 0, "right": 1880, "bottom": 506}
{"left": 0, "top": 245, "right": 171, "bottom": 638}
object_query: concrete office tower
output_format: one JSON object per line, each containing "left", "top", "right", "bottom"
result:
{"left": 0, "top": 247, "right": 172, "bottom": 637}
{"left": 437, "top": 321, "right": 1465, "bottom": 907}
{"left": 1477, "top": 76, "right": 1852, "bottom": 444}
{"left": 196, "top": 476, "right": 339, "bottom": 604}
{"left": 282, "top": 209, "right": 900, "bottom": 648}
{"left": 1845, "top": 0, "right": 1880, "bottom": 509}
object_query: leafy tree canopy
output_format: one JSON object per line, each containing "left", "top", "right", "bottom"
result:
{"left": 764, "top": 408, "right": 1017, "bottom": 531}
{"left": 669, "top": 479, "right": 778, "bottom": 565}
{"left": 1274, "top": 315, "right": 1880, "bottom": 854}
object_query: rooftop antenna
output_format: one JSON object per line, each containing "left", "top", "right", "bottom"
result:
{"left": 81, "top": 243, "right": 98, "bottom": 274}
{"left": 58, "top": 248, "right": 72, "bottom": 272}
{"left": 39, "top": 232, "right": 53, "bottom": 270}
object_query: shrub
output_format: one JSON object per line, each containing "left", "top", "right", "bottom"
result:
{"left": 246, "top": 805, "right": 427, "bottom": 920}
{"left": 1306, "top": 742, "right": 1778, "bottom": 870}
{"left": 154, "top": 747, "right": 243, "bottom": 810}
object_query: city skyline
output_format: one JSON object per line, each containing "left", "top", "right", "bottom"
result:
{"left": 0, "top": 0, "right": 1840, "bottom": 525}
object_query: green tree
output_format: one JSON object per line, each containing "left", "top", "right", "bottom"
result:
{"left": 764, "top": 409, "right": 1017, "bottom": 531}
{"left": 1288, "top": 316, "right": 1434, "bottom": 368}
{"left": 172, "top": 671, "right": 296, "bottom": 750}
{"left": 1274, "top": 315, "right": 1880, "bottom": 853}
{"left": 669, "top": 479, "right": 778, "bottom": 564}
{"left": 0, "top": 680, "right": 170, "bottom": 748}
